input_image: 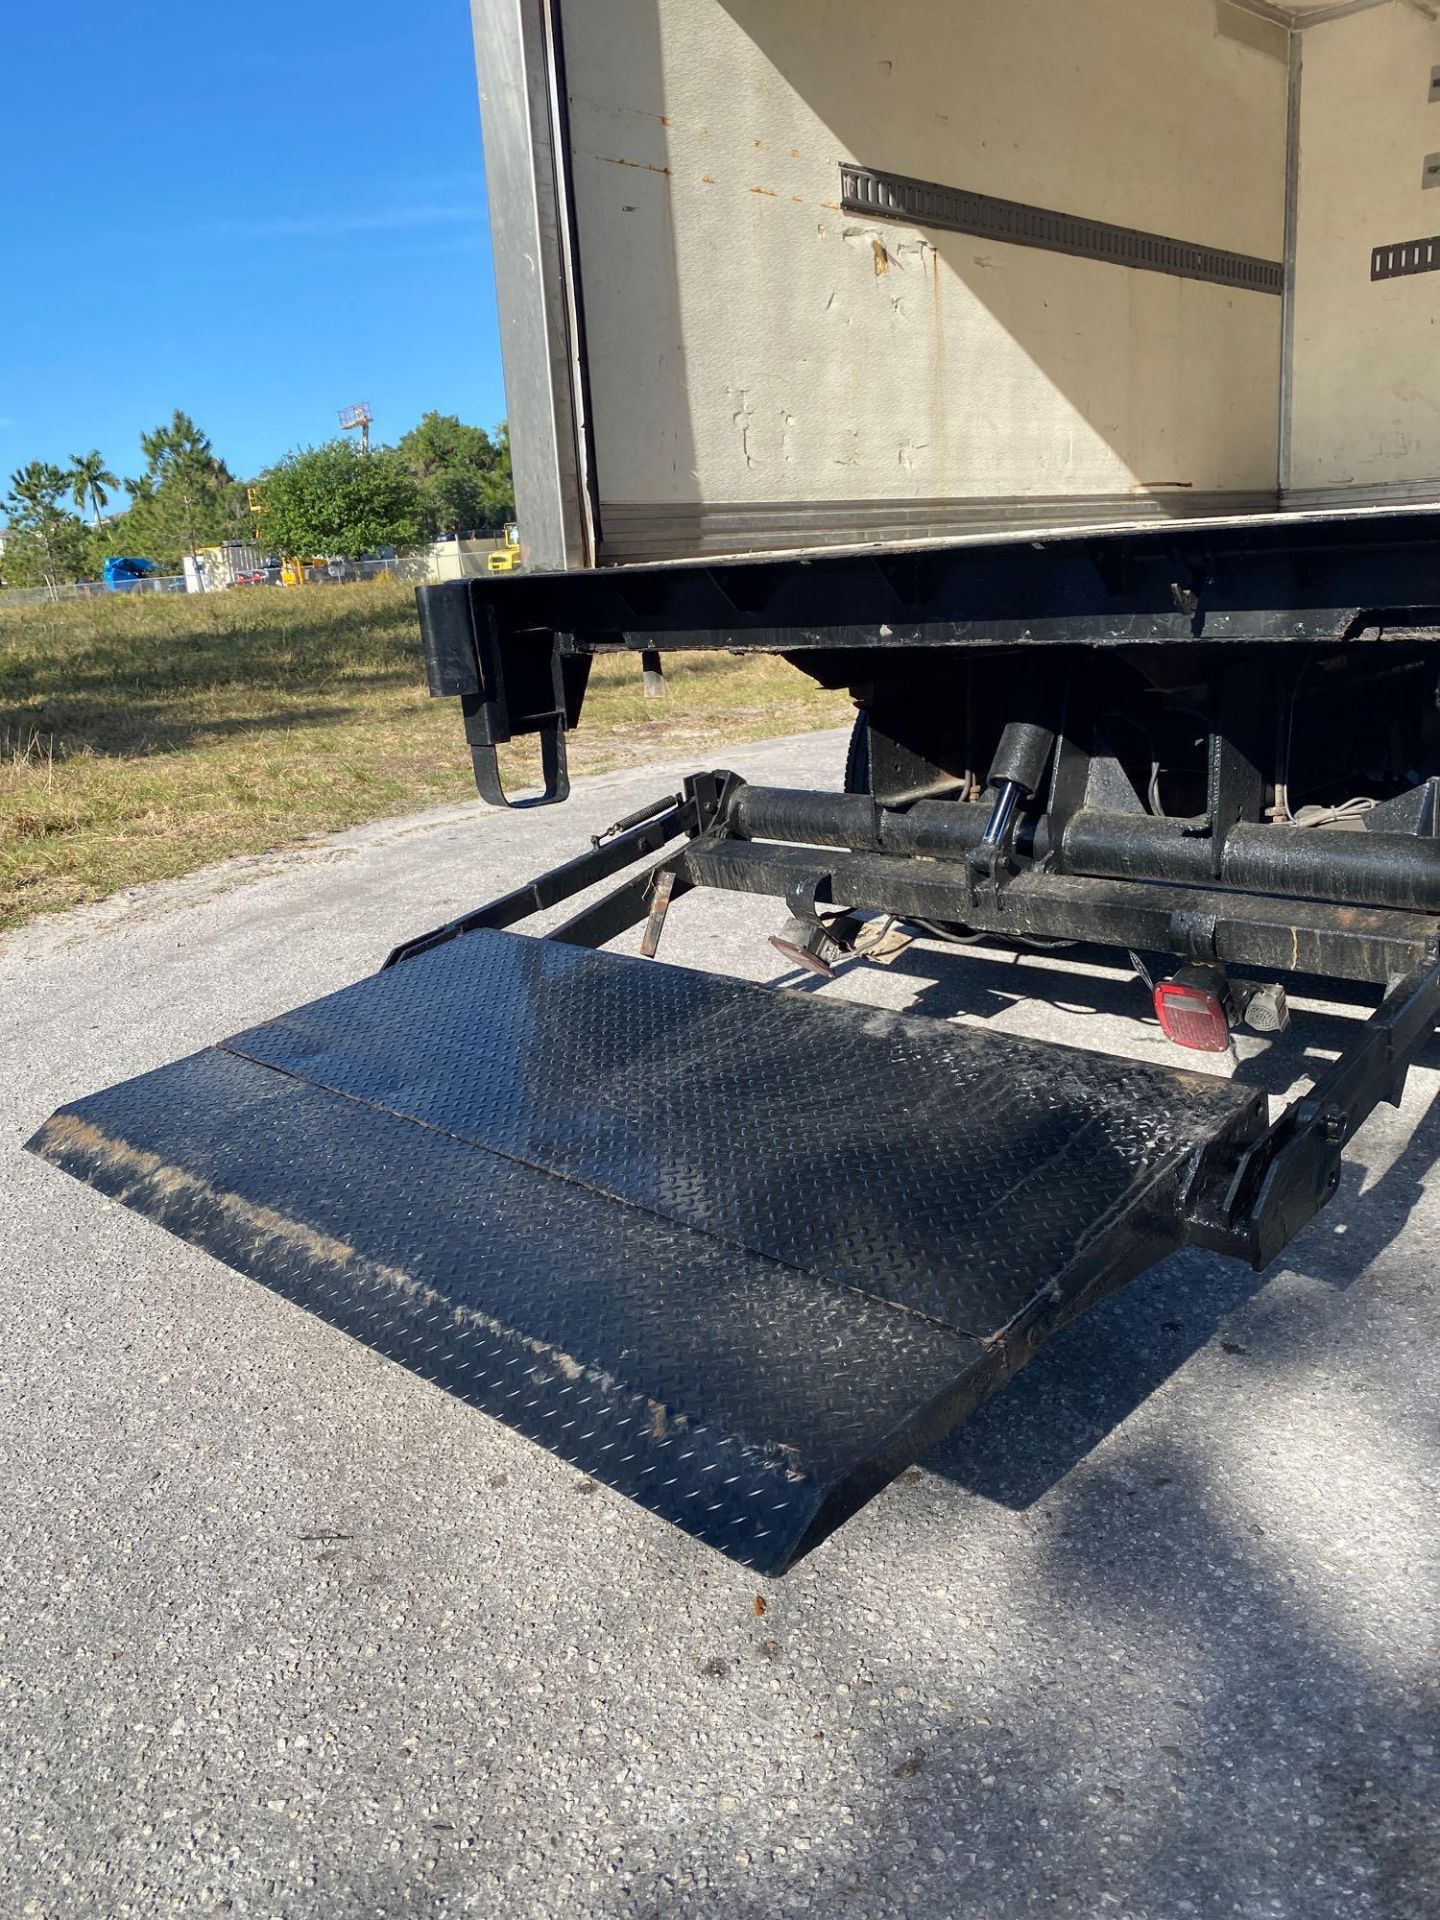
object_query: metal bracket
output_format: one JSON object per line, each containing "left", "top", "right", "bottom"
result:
{"left": 686, "top": 767, "right": 741, "bottom": 834}
{"left": 416, "top": 581, "right": 591, "bottom": 809}
{"left": 470, "top": 722, "right": 571, "bottom": 809}
{"left": 1184, "top": 957, "right": 1440, "bottom": 1267}
{"left": 839, "top": 164, "right": 1283, "bottom": 295}
{"left": 768, "top": 877, "right": 866, "bottom": 978}
{"left": 640, "top": 867, "right": 678, "bottom": 958}
{"left": 383, "top": 783, "right": 701, "bottom": 967}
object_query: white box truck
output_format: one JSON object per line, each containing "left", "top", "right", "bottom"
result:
{"left": 31, "top": 0, "right": 1440, "bottom": 1574}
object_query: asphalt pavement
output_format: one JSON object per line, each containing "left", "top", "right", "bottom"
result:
{"left": 3, "top": 727, "right": 1437, "bottom": 1920}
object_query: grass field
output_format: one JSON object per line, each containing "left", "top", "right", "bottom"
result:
{"left": 0, "top": 579, "right": 850, "bottom": 932}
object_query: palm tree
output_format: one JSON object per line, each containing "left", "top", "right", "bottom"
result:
{"left": 69, "top": 449, "right": 119, "bottom": 528}
{"left": 6, "top": 461, "right": 72, "bottom": 595}
{"left": 8, "top": 459, "right": 68, "bottom": 519}
{"left": 131, "top": 411, "right": 233, "bottom": 563}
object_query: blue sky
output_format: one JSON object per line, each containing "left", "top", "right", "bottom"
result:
{"left": 2, "top": 0, "right": 505, "bottom": 496}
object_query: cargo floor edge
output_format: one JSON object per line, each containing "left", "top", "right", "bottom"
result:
{"left": 29, "top": 925, "right": 1277, "bottom": 1576}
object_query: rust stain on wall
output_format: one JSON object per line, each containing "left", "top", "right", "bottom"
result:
{"left": 596, "top": 156, "right": 672, "bottom": 177}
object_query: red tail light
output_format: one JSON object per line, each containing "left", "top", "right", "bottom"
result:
{"left": 1153, "top": 979, "right": 1231, "bottom": 1052}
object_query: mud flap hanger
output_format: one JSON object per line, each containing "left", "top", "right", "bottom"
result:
{"left": 417, "top": 581, "right": 592, "bottom": 807}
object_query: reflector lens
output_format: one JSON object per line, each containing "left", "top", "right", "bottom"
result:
{"left": 1153, "top": 981, "right": 1231, "bottom": 1052}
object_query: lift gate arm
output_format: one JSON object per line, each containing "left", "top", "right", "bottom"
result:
{"left": 26, "top": 782, "right": 1440, "bottom": 1573}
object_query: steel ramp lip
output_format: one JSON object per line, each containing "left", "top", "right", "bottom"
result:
{"left": 27, "top": 928, "right": 1263, "bottom": 1572}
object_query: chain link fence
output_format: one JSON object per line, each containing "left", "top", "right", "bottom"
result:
{"left": 0, "top": 573, "right": 186, "bottom": 608}
{"left": 0, "top": 536, "right": 509, "bottom": 610}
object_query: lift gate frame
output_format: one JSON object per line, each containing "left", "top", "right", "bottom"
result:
{"left": 383, "top": 767, "right": 1440, "bottom": 1273}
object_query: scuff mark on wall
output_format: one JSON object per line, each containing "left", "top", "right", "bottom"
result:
{"left": 839, "top": 228, "right": 932, "bottom": 281}
{"left": 731, "top": 388, "right": 755, "bottom": 469}
{"left": 896, "top": 238, "right": 937, "bottom": 273}
{"left": 929, "top": 242, "right": 947, "bottom": 491}
{"left": 1214, "top": 1, "right": 1287, "bottom": 64}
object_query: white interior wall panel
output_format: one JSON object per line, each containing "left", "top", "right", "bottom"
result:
{"left": 1289, "top": 1, "right": 1440, "bottom": 496}
{"left": 559, "top": 0, "right": 1289, "bottom": 555}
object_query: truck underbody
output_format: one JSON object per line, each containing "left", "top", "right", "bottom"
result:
{"left": 26, "top": 509, "right": 1440, "bottom": 1570}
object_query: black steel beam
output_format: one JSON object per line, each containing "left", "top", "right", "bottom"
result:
{"left": 727, "top": 788, "right": 1440, "bottom": 915}
{"left": 429, "top": 510, "right": 1440, "bottom": 652}
{"left": 384, "top": 797, "right": 691, "bottom": 966}
{"left": 1062, "top": 812, "right": 1440, "bottom": 914}
{"left": 1185, "top": 960, "right": 1440, "bottom": 1266}
{"left": 684, "top": 840, "right": 1438, "bottom": 984}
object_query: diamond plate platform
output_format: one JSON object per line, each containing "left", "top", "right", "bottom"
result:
{"left": 27, "top": 929, "right": 1264, "bottom": 1574}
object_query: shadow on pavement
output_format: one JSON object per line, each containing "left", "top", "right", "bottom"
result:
{"left": 767, "top": 933, "right": 1440, "bottom": 1514}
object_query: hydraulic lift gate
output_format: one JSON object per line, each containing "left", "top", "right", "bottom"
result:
{"left": 29, "top": 927, "right": 1265, "bottom": 1575}
{"left": 27, "top": 508, "right": 1440, "bottom": 1570}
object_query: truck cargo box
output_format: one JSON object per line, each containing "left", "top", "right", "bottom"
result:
{"left": 480, "top": 0, "right": 1440, "bottom": 567}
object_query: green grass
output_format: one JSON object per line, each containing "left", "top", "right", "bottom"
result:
{"left": 0, "top": 578, "right": 850, "bottom": 931}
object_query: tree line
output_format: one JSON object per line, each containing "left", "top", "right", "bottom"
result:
{"left": 1, "top": 409, "right": 516, "bottom": 589}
